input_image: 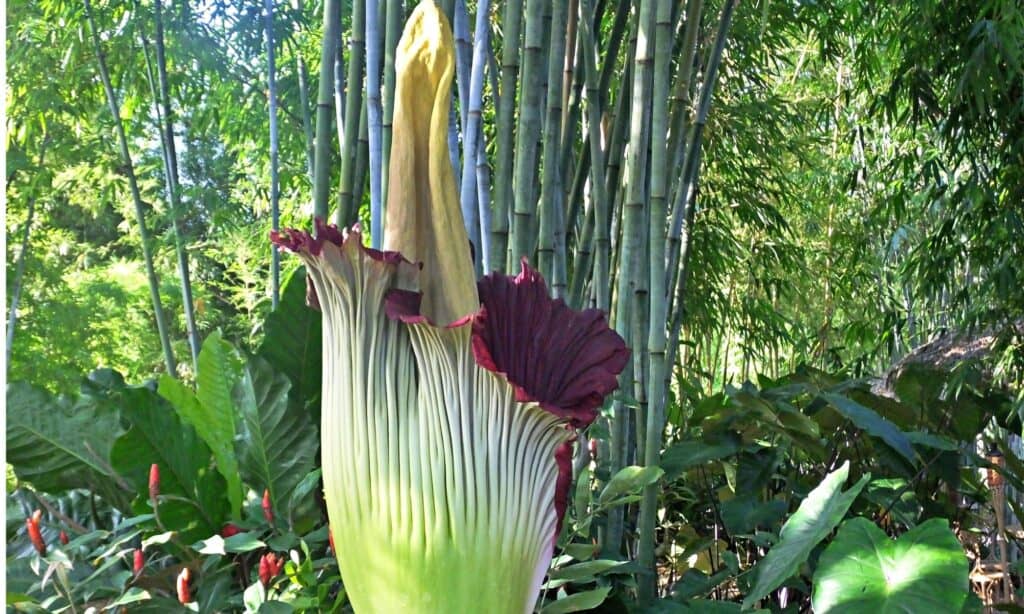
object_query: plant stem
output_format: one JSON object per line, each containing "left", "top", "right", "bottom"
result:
{"left": 154, "top": 0, "right": 201, "bottom": 372}
{"left": 490, "top": 0, "right": 523, "bottom": 273}
{"left": 84, "top": 0, "right": 176, "bottom": 376}
{"left": 265, "top": 0, "right": 281, "bottom": 308}
{"left": 313, "top": 0, "right": 340, "bottom": 225}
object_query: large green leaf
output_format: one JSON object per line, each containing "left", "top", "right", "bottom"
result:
{"left": 661, "top": 436, "right": 741, "bottom": 482}
{"left": 741, "top": 461, "right": 869, "bottom": 609}
{"left": 6, "top": 381, "right": 126, "bottom": 504}
{"left": 821, "top": 392, "right": 916, "bottom": 464}
{"left": 109, "top": 382, "right": 228, "bottom": 539}
{"left": 159, "top": 331, "right": 244, "bottom": 518}
{"left": 234, "top": 355, "right": 317, "bottom": 526}
{"left": 811, "top": 518, "right": 968, "bottom": 613}
{"left": 257, "top": 267, "right": 322, "bottom": 421}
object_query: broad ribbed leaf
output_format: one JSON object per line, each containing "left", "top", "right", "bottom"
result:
{"left": 257, "top": 267, "right": 321, "bottom": 420}
{"left": 109, "top": 383, "right": 228, "bottom": 539}
{"left": 159, "top": 331, "right": 244, "bottom": 518}
{"left": 234, "top": 355, "right": 316, "bottom": 525}
{"left": 821, "top": 392, "right": 916, "bottom": 464}
{"left": 812, "top": 518, "right": 968, "bottom": 613}
{"left": 6, "top": 382, "right": 125, "bottom": 501}
{"left": 742, "top": 461, "right": 869, "bottom": 609}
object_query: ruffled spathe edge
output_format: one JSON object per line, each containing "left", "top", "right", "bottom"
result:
{"left": 271, "top": 219, "right": 420, "bottom": 311}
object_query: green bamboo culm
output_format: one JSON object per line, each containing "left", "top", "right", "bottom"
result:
{"left": 603, "top": 9, "right": 640, "bottom": 558}
{"left": 83, "top": 0, "right": 176, "bottom": 376}
{"left": 380, "top": 0, "right": 402, "bottom": 209}
{"left": 638, "top": 0, "right": 674, "bottom": 602}
{"left": 490, "top": 0, "right": 523, "bottom": 273}
{"left": 313, "top": 0, "right": 340, "bottom": 224}
{"left": 154, "top": 0, "right": 201, "bottom": 372}
{"left": 264, "top": 0, "right": 281, "bottom": 308}
{"left": 337, "top": 0, "right": 365, "bottom": 226}
{"left": 666, "top": 0, "right": 738, "bottom": 373}
{"left": 295, "top": 0, "right": 316, "bottom": 182}
{"left": 537, "top": 0, "right": 567, "bottom": 289}
{"left": 510, "top": 0, "right": 544, "bottom": 268}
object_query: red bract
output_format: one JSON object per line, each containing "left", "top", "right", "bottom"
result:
{"left": 133, "top": 549, "right": 144, "bottom": 575}
{"left": 220, "top": 523, "right": 242, "bottom": 538}
{"left": 258, "top": 552, "right": 285, "bottom": 587}
{"left": 26, "top": 510, "right": 45, "bottom": 556}
{"left": 148, "top": 463, "right": 160, "bottom": 500}
{"left": 262, "top": 489, "right": 273, "bottom": 524}
{"left": 176, "top": 567, "right": 191, "bottom": 604}
{"left": 328, "top": 528, "right": 335, "bottom": 553}
{"left": 59, "top": 530, "right": 69, "bottom": 545}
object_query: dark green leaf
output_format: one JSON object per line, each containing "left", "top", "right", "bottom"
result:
{"left": 234, "top": 355, "right": 317, "bottom": 525}
{"left": 258, "top": 268, "right": 321, "bottom": 421}
{"left": 821, "top": 392, "right": 916, "bottom": 464}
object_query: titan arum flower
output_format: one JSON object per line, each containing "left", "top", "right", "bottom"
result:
{"left": 271, "top": 3, "right": 628, "bottom": 612}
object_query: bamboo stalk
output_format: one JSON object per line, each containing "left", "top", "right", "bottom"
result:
{"left": 510, "top": 0, "right": 545, "bottom": 267}
{"left": 295, "top": 0, "right": 316, "bottom": 183}
{"left": 265, "top": 0, "right": 281, "bottom": 308}
{"left": 537, "top": 0, "right": 567, "bottom": 285}
{"left": 459, "top": 0, "right": 490, "bottom": 274}
{"left": 337, "top": 0, "right": 363, "bottom": 225}
{"left": 490, "top": 0, "right": 524, "bottom": 273}
{"left": 84, "top": 0, "right": 176, "bottom": 376}
{"left": 604, "top": 4, "right": 641, "bottom": 559}
{"left": 666, "top": 0, "right": 739, "bottom": 354}
{"left": 334, "top": 45, "right": 346, "bottom": 183}
{"left": 476, "top": 136, "right": 494, "bottom": 273}
{"left": 314, "top": 0, "right": 340, "bottom": 223}
{"left": 381, "top": 0, "right": 401, "bottom": 210}
{"left": 366, "top": 0, "right": 383, "bottom": 248}
{"left": 454, "top": 0, "right": 472, "bottom": 133}
{"left": 352, "top": 97, "right": 369, "bottom": 220}
{"left": 664, "top": 0, "right": 703, "bottom": 256}
{"left": 153, "top": 0, "right": 201, "bottom": 372}
{"left": 639, "top": 0, "right": 675, "bottom": 602}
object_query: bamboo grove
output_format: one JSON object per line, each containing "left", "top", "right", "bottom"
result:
{"left": 6, "top": 0, "right": 1024, "bottom": 608}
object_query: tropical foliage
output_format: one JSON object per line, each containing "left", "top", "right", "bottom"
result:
{"left": 6, "top": 0, "right": 1023, "bottom": 612}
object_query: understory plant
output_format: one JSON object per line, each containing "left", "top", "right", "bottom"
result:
{"left": 271, "top": 3, "right": 628, "bottom": 612}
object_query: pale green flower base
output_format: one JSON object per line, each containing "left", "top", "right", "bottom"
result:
{"left": 306, "top": 240, "right": 568, "bottom": 613}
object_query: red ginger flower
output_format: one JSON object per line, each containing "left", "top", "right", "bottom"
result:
{"left": 261, "top": 489, "right": 273, "bottom": 524}
{"left": 258, "top": 552, "right": 285, "bottom": 588}
{"left": 221, "top": 523, "right": 242, "bottom": 538}
{"left": 26, "top": 509, "right": 45, "bottom": 556}
{"left": 59, "top": 530, "right": 69, "bottom": 545}
{"left": 148, "top": 463, "right": 160, "bottom": 500}
{"left": 176, "top": 567, "right": 191, "bottom": 604}
{"left": 133, "top": 549, "right": 144, "bottom": 575}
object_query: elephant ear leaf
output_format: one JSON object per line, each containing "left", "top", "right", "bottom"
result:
{"left": 6, "top": 380, "right": 128, "bottom": 506}
{"left": 811, "top": 517, "right": 968, "bottom": 614}
{"left": 234, "top": 355, "right": 317, "bottom": 526}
